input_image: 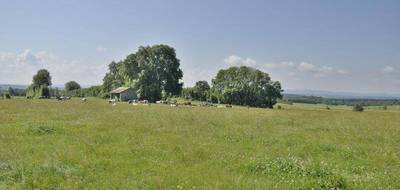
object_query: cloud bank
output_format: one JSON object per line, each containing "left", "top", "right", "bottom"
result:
{"left": 382, "top": 65, "right": 397, "bottom": 74}
{"left": 265, "top": 61, "right": 347, "bottom": 77}
{"left": 224, "top": 55, "right": 256, "bottom": 67}
{"left": 0, "top": 49, "right": 108, "bottom": 85}
{"left": 223, "top": 55, "right": 347, "bottom": 78}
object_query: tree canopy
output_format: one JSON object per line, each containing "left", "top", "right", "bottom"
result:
{"left": 210, "top": 66, "right": 282, "bottom": 108}
{"left": 26, "top": 84, "right": 50, "bottom": 98}
{"left": 101, "top": 45, "right": 283, "bottom": 107}
{"left": 65, "top": 81, "right": 81, "bottom": 91}
{"left": 181, "top": 81, "right": 211, "bottom": 101}
{"left": 33, "top": 69, "right": 52, "bottom": 86}
{"left": 27, "top": 69, "right": 52, "bottom": 98}
{"left": 193, "top": 81, "right": 210, "bottom": 101}
{"left": 102, "top": 44, "right": 183, "bottom": 102}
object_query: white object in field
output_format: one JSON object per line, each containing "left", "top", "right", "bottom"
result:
{"left": 140, "top": 100, "right": 149, "bottom": 104}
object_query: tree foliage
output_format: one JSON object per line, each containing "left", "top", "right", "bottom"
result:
{"left": 27, "top": 69, "right": 52, "bottom": 98}
{"left": 353, "top": 104, "right": 364, "bottom": 112}
{"left": 33, "top": 69, "right": 52, "bottom": 86}
{"left": 3, "top": 93, "right": 11, "bottom": 99}
{"left": 26, "top": 84, "right": 50, "bottom": 98}
{"left": 65, "top": 81, "right": 81, "bottom": 92}
{"left": 102, "top": 61, "right": 124, "bottom": 93}
{"left": 193, "top": 81, "right": 210, "bottom": 101}
{"left": 82, "top": 86, "right": 103, "bottom": 97}
{"left": 181, "top": 87, "right": 195, "bottom": 100}
{"left": 102, "top": 44, "right": 183, "bottom": 102}
{"left": 210, "top": 66, "right": 282, "bottom": 108}
{"left": 182, "top": 81, "right": 210, "bottom": 101}
{"left": 6, "top": 87, "right": 26, "bottom": 97}
{"left": 63, "top": 86, "right": 105, "bottom": 98}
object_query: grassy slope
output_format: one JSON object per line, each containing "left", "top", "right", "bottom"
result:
{"left": 0, "top": 98, "right": 399, "bottom": 189}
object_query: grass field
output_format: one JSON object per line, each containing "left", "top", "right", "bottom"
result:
{"left": 0, "top": 98, "right": 399, "bottom": 189}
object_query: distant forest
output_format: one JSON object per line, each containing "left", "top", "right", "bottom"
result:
{"left": 282, "top": 94, "right": 400, "bottom": 106}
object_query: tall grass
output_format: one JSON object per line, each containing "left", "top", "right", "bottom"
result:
{"left": 0, "top": 98, "right": 399, "bottom": 189}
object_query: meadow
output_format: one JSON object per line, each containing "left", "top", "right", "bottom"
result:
{"left": 0, "top": 98, "right": 399, "bottom": 189}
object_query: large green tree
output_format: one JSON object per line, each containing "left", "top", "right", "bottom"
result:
{"left": 181, "top": 81, "right": 211, "bottom": 101}
{"left": 210, "top": 66, "right": 283, "bottom": 108}
{"left": 7, "top": 87, "right": 14, "bottom": 96}
{"left": 102, "top": 44, "right": 183, "bottom": 102}
{"left": 65, "top": 81, "right": 81, "bottom": 91}
{"left": 33, "top": 69, "right": 52, "bottom": 86}
{"left": 102, "top": 61, "right": 125, "bottom": 93}
{"left": 193, "top": 80, "right": 210, "bottom": 101}
{"left": 27, "top": 69, "right": 52, "bottom": 98}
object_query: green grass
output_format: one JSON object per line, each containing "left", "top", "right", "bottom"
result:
{"left": 0, "top": 98, "right": 399, "bottom": 189}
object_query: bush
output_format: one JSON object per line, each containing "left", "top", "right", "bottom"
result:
{"left": 181, "top": 87, "right": 194, "bottom": 100}
{"left": 166, "top": 98, "right": 178, "bottom": 104}
{"left": 26, "top": 85, "right": 50, "bottom": 99}
{"left": 65, "top": 89, "right": 84, "bottom": 97}
{"left": 326, "top": 106, "right": 330, "bottom": 110}
{"left": 4, "top": 93, "right": 11, "bottom": 99}
{"left": 277, "top": 105, "right": 282, "bottom": 109}
{"left": 383, "top": 106, "right": 387, "bottom": 110}
{"left": 182, "top": 101, "right": 192, "bottom": 106}
{"left": 83, "top": 86, "right": 103, "bottom": 97}
{"left": 100, "top": 92, "right": 110, "bottom": 99}
{"left": 353, "top": 104, "right": 364, "bottom": 112}
{"left": 65, "top": 81, "right": 81, "bottom": 91}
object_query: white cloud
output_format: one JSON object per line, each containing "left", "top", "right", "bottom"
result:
{"left": 382, "top": 65, "right": 396, "bottom": 73}
{"left": 337, "top": 69, "right": 347, "bottom": 74}
{"left": 224, "top": 55, "right": 256, "bottom": 67}
{"left": 0, "top": 49, "right": 108, "bottom": 85}
{"left": 96, "top": 46, "right": 108, "bottom": 53}
{"left": 264, "top": 61, "right": 347, "bottom": 77}
{"left": 265, "top": 61, "right": 295, "bottom": 69}
{"left": 223, "top": 56, "right": 347, "bottom": 79}
{"left": 298, "top": 62, "right": 318, "bottom": 73}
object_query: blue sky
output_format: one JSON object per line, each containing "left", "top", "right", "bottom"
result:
{"left": 0, "top": 0, "right": 399, "bottom": 93}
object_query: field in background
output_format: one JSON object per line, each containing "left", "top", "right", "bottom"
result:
{"left": 0, "top": 98, "right": 399, "bottom": 189}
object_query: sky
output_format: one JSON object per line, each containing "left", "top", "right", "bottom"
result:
{"left": 0, "top": 0, "right": 399, "bottom": 93}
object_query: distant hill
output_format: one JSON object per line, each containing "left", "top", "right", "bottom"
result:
{"left": 283, "top": 93, "right": 400, "bottom": 106}
{"left": 284, "top": 89, "right": 400, "bottom": 99}
{"left": 0, "top": 84, "right": 29, "bottom": 90}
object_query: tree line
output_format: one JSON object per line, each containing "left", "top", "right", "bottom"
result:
{"left": 100, "top": 44, "right": 282, "bottom": 108}
{"left": 182, "top": 67, "right": 282, "bottom": 108}
{"left": 9, "top": 44, "right": 284, "bottom": 108}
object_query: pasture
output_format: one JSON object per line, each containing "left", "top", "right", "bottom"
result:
{"left": 0, "top": 98, "right": 399, "bottom": 189}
